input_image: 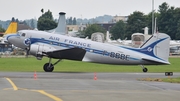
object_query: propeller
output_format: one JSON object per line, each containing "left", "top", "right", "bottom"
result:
{"left": 24, "top": 38, "right": 31, "bottom": 57}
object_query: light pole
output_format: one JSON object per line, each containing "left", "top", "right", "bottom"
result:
{"left": 108, "top": 26, "right": 111, "bottom": 31}
{"left": 152, "top": 0, "right": 154, "bottom": 34}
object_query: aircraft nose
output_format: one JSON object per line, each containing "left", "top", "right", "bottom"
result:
{"left": 6, "top": 34, "right": 28, "bottom": 49}
{"left": 6, "top": 34, "right": 19, "bottom": 44}
{"left": 3, "top": 34, "right": 16, "bottom": 43}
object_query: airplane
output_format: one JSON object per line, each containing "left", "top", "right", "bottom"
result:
{"left": 0, "top": 21, "right": 17, "bottom": 43}
{"left": 5, "top": 29, "right": 170, "bottom": 72}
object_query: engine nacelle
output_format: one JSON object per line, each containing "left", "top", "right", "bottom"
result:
{"left": 30, "top": 44, "right": 56, "bottom": 59}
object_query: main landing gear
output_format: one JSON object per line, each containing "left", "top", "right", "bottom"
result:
{"left": 140, "top": 65, "right": 148, "bottom": 73}
{"left": 43, "top": 58, "right": 61, "bottom": 72}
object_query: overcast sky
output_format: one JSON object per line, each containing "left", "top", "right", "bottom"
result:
{"left": 0, "top": 0, "right": 180, "bottom": 21}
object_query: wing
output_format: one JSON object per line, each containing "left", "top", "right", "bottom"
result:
{"left": 43, "top": 48, "right": 86, "bottom": 61}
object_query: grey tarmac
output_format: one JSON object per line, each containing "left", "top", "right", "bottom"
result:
{"left": 0, "top": 72, "right": 180, "bottom": 101}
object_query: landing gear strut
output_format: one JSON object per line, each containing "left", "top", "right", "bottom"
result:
{"left": 43, "top": 58, "right": 61, "bottom": 72}
{"left": 140, "top": 65, "right": 148, "bottom": 73}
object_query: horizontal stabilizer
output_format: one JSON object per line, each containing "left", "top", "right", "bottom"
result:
{"left": 43, "top": 48, "right": 86, "bottom": 61}
{"left": 142, "top": 58, "right": 170, "bottom": 65}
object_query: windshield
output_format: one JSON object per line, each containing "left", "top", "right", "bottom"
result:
{"left": 17, "top": 31, "right": 26, "bottom": 37}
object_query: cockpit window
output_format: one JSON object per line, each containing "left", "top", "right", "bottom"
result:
{"left": 21, "top": 33, "right": 26, "bottom": 37}
{"left": 17, "top": 31, "right": 21, "bottom": 35}
{"left": 17, "top": 31, "right": 27, "bottom": 37}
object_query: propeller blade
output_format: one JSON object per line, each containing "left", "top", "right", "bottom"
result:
{"left": 24, "top": 38, "right": 31, "bottom": 57}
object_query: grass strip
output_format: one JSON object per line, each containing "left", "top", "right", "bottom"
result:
{"left": 0, "top": 57, "right": 180, "bottom": 72}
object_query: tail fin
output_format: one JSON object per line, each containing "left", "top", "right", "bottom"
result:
{"left": 55, "top": 12, "right": 66, "bottom": 34}
{"left": 4, "top": 22, "right": 17, "bottom": 34}
{"left": 140, "top": 33, "right": 170, "bottom": 62}
{"left": 48, "top": 12, "right": 66, "bottom": 34}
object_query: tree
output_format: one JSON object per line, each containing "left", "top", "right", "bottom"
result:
{"left": 23, "top": 20, "right": 28, "bottom": 25}
{"left": 15, "top": 19, "right": 19, "bottom": 23}
{"left": 37, "top": 10, "right": 57, "bottom": 30}
{"left": 73, "top": 17, "right": 77, "bottom": 25}
{"left": 158, "top": 2, "right": 177, "bottom": 39}
{"left": 0, "top": 26, "right": 5, "bottom": 32}
{"left": 145, "top": 12, "right": 160, "bottom": 34}
{"left": 83, "top": 24, "right": 106, "bottom": 38}
{"left": 174, "top": 8, "right": 180, "bottom": 40}
{"left": 66, "top": 18, "right": 69, "bottom": 25}
{"left": 125, "top": 11, "right": 147, "bottom": 39}
{"left": 110, "top": 20, "right": 126, "bottom": 40}
{"left": 38, "top": 18, "right": 57, "bottom": 30}
{"left": 68, "top": 17, "right": 73, "bottom": 25}
{"left": 30, "top": 19, "right": 35, "bottom": 29}
{"left": 176, "top": 20, "right": 180, "bottom": 39}
{"left": 41, "top": 8, "right": 44, "bottom": 14}
{"left": 11, "top": 17, "right": 15, "bottom": 22}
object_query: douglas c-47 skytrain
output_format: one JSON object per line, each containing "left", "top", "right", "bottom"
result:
{"left": 4, "top": 12, "right": 171, "bottom": 72}
{"left": 5, "top": 29, "right": 171, "bottom": 72}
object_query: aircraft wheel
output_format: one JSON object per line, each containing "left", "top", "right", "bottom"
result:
{"left": 43, "top": 63, "right": 54, "bottom": 72}
{"left": 143, "top": 68, "right": 148, "bottom": 73}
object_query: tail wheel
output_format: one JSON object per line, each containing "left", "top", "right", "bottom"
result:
{"left": 43, "top": 63, "right": 54, "bottom": 72}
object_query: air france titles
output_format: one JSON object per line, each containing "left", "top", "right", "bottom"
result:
{"left": 64, "top": 39, "right": 91, "bottom": 48}
{"left": 49, "top": 36, "right": 60, "bottom": 41}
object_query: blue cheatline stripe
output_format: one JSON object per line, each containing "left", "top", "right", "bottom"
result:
{"left": 129, "top": 57, "right": 140, "bottom": 60}
{"left": 30, "top": 38, "right": 139, "bottom": 61}
{"left": 6, "top": 34, "right": 20, "bottom": 40}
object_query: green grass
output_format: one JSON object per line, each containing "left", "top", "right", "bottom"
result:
{"left": 138, "top": 77, "right": 180, "bottom": 83}
{"left": 0, "top": 57, "right": 180, "bottom": 72}
{"left": 162, "top": 77, "right": 180, "bottom": 83}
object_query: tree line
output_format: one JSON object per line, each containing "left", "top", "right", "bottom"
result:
{"left": 83, "top": 2, "right": 180, "bottom": 40}
{"left": 2, "top": 2, "right": 179, "bottom": 40}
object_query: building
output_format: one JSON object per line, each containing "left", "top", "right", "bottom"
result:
{"left": 66, "top": 24, "right": 86, "bottom": 31}
{"left": 112, "top": 16, "right": 128, "bottom": 23}
{"left": 0, "top": 32, "right": 3, "bottom": 37}
{"left": 96, "top": 23, "right": 115, "bottom": 31}
{"left": 66, "top": 25, "right": 78, "bottom": 31}
{"left": 17, "top": 23, "right": 33, "bottom": 31}
{"left": 95, "top": 16, "right": 128, "bottom": 31}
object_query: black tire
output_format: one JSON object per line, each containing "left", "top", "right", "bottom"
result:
{"left": 43, "top": 63, "right": 54, "bottom": 72}
{"left": 143, "top": 68, "right": 148, "bottom": 73}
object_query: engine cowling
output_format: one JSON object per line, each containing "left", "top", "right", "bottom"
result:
{"left": 29, "top": 44, "right": 56, "bottom": 59}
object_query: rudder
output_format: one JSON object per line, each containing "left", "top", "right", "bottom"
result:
{"left": 140, "top": 33, "right": 170, "bottom": 62}
{"left": 4, "top": 22, "right": 17, "bottom": 34}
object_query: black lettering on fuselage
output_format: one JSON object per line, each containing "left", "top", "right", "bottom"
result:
{"left": 110, "top": 52, "right": 129, "bottom": 60}
{"left": 110, "top": 52, "right": 116, "bottom": 58}
{"left": 116, "top": 53, "right": 120, "bottom": 59}
{"left": 64, "top": 39, "right": 91, "bottom": 48}
{"left": 49, "top": 36, "right": 60, "bottom": 41}
{"left": 69, "top": 40, "right": 73, "bottom": 44}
